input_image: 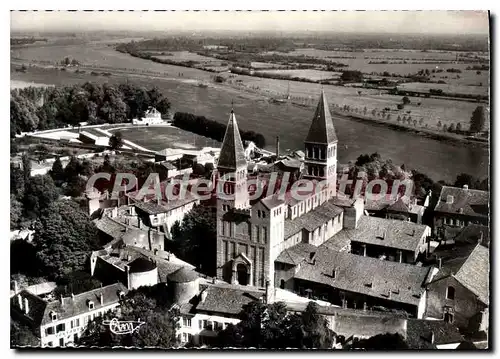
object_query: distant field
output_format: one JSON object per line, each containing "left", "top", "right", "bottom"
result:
{"left": 11, "top": 79, "right": 54, "bottom": 89}
{"left": 398, "top": 82, "right": 488, "bottom": 97}
{"left": 263, "top": 48, "right": 489, "bottom": 88}
{"left": 108, "top": 125, "right": 220, "bottom": 152}
{"left": 254, "top": 69, "right": 340, "bottom": 81}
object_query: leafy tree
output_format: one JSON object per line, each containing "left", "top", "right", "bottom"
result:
{"left": 10, "top": 164, "right": 25, "bottom": 199}
{"left": 54, "top": 270, "right": 102, "bottom": 297}
{"left": 448, "top": 123, "right": 456, "bottom": 132}
{"left": 109, "top": 132, "right": 124, "bottom": 150}
{"left": 50, "top": 157, "right": 65, "bottom": 185}
{"left": 77, "top": 286, "right": 179, "bottom": 348}
{"left": 437, "top": 120, "right": 442, "bottom": 128}
{"left": 470, "top": 106, "right": 486, "bottom": 133}
{"left": 10, "top": 194, "right": 23, "bottom": 230}
{"left": 402, "top": 96, "right": 411, "bottom": 105}
{"left": 340, "top": 70, "right": 363, "bottom": 83}
{"left": 419, "top": 118, "right": 424, "bottom": 126}
{"left": 33, "top": 200, "right": 100, "bottom": 280}
{"left": 456, "top": 122, "right": 462, "bottom": 132}
{"left": 172, "top": 205, "right": 216, "bottom": 276}
{"left": 217, "top": 301, "right": 334, "bottom": 349}
{"left": 21, "top": 153, "right": 31, "bottom": 186}
{"left": 22, "top": 174, "right": 60, "bottom": 220}
{"left": 10, "top": 320, "right": 40, "bottom": 347}
{"left": 397, "top": 103, "right": 404, "bottom": 110}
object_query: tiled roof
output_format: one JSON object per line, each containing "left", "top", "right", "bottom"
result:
{"left": 434, "top": 186, "right": 489, "bottom": 217}
{"left": 133, "top": 201, "right": 169, "bottom": 215}
{"left": 305, "top": 91, "right": 338, "bottom": 144}
{"left": 406, "top": 319, "right": 464, "bottom": 349}
{"left": 284, "top": 200, "right": 343, "bottom": 239}
{"left": 196, "top": 284, "right": 264, "bottom": 316}
{"left": 320, "top": 231, "right": 352, "bottom": 252}
{"left": 346, "top": 216, "right": 429, "bottom": 252}
{"left": 387, "top": 197, "right": 410, "bottom": 213}
{"left": 94, "top": 216, "right": 126, "bottom": 240}
{"left": 331, "top": 196, "right": 356, "bottom": 208}
{"left": 128, "top": 257, "right": 157, "bottom": 273}
{"left": 217, "top": 111, "right": 247, "bottom": 170}
{"left": 294, "top": 248, "right": 431, "bottom": 306}
{"left": 132, "top": 192, "right": 198, "bottom": 215}
{"left": 453, "top": 224, "right": 489, "bottom": 247}
{"left": 430, "top": 244, "right": 489, "bottom": 305}
{"left": 454, "top": 244, "right": 489, "bottom": 305}
{"left": 12, "top": 283, "right": 128, "bottom": 327}
{"left": 276, "top": 242, "right": 318, "bottom": 265}
{"left": 168, "top": 267, "right": 199, "bottom": 283}
{"left": 260, "top": 195, "right": 285, "bottom": 210}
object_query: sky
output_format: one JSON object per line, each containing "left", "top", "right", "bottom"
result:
{"left": 11, "top": 11, "right": 489, "bottom": 35}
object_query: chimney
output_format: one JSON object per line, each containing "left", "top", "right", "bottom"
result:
{"left": 275, "top": 136, "right": 280, "bottom": 160}
{"left": 212, "top": 277, "right": 216, "bottom": 284}
{"left": 13, "top": 280, "right": 18, "bottom": 294}
{"left": 479, "top": 231, "right": 484, "bottom": 244}
{"left": 17, "top": 294, "right": 22, "bottom": 309}
{"left": 71, "top": 293, "right": 75, "bottom": 300}
{"left": 60, "top": 294, "right": 64, "bottom": 306}
{"left": 23, "top": 298, "right": 29, "bottom": 314}
{"left": 430, "top": 331, "right": 435, "bottom": 344}
{"left": 332, "top": 268, "right": 337, "bottom": 279}
{"left": 438, "top": 257, "right": 442, "bottom": 269}
{"left": 412, "top": 229, "right": 415, "bottom": 236}
{"left": 446, "top": 195, "right": 454, "bottom": 204}
{"left": 463, "top": 184, "right": 468, "bottom": 190}
{"left": 363, "top": 302, "right": 367, "bottom": 311}
{"left": 99, "top": 293, "right": 104, "bottom": 305}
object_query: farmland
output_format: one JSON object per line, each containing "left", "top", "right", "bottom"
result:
{"left": 254, "top": 69, "right": 340, "bottom": 82}
{"left": 10, "top": 37, "right": 490, "bottom": 181}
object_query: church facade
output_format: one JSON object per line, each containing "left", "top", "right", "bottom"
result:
{"left": 215, "top": 92, "right": 364, "bottom": 289}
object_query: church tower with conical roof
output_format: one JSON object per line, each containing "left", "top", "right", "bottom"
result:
{"left": 215, "top": 109, "right": 249, "bottom": 209}
{"left": 303, "top": 91, "right": 338, "bottom": 199}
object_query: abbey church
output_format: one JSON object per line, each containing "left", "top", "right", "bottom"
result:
{"left": 215, "top": 92, "right": 365, "bottom": 290}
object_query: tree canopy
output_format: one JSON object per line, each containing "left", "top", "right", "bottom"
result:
{"left": 10, "top": 82, "right": 171, "bottom": 137}
{"left": 171, "top": 204, "right": 216, "bottom": 277}
{"left": 217, "top": 301, "right": 335, "bottom": 349}
{"left": 470, "top": 106, "right": 486, "bottom": 133}
{"left": 33, "top": 200, "right": 100, "bottom": 280}
{"left": 77, "top": 285, "right": 178, "bottom": 348}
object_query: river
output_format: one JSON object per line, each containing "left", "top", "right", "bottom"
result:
{"left": 11, "top": 73, "right": 488, "bottom": 183}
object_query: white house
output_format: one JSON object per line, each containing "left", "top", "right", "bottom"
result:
{"left": 11, "top": 283, "right": 128, "bottom": 348}
{"left": 132, "top": 107, "right": 165, "bottom": 125}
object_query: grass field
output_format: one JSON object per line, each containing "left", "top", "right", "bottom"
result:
{"left": 107, "top": 125, "right": 220, "bottom": 152}
{"left": 254, "top": 69, "right": 340, "bottom": 81}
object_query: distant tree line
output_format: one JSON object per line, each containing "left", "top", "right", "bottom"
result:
{"left": 10, "top": 83, "right": 171, "bottom": 137}
{"left": 173, "top": 112, "right": 266, "bottom": 148}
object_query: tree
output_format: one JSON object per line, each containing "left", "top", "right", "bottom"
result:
{"left": 109, "top": 132, "right": 124, "bottom": 150}
{"left": 10, "top": 164, "right": 25, "bottom": 199}
{"left": 33, "top": 200, "right": 100, "bottom": 280}
{"left": 50, "top": 157, "right": 65, "bottom": 185}
{"left": 11, "top": 320, "right": 40, "bottom": 347}
{"left": 454, "top": 173, "right": 475, "bottom": 189}
{"left": 217, "top": 301, "right": 335, "bottom": 349}
{"left": 22, "top": 174, "right": 60, "bottom": 220}
{"left": 437, "top": 120, "right": 442, "bottom": 128}
{"left": 402, "top": 96, "right": 411, "bottom": 105}
{"left": 340, "top": 70, "right": 363, "bottom": 83}
{"left": 172, "top": 205, "right": 216, "bottom": 276}
{"left": 419, "top": 118, "right": 424, "bottom": 126}
{"left": 77, "top": 286, "right": 179, "bottom": 348}
{"left": 397, "top": 104, "right": 404, "bottom": 110}
{"left": 397, "top": 115, "right": 401, "bottom": 123}
{"left": 448, "top": 123, "right": 456, "bottom": 132}
{"left": 456, "top": 122, "right": 462, "bottom": 132}
{"left": 54, "top": 270, "right": 102, "bottom": 297}
{"left": 470, "top": 106, "right": 486, "bottom": 133}
{"left": 10, "top": 195, "right": 23, "bottom": 230}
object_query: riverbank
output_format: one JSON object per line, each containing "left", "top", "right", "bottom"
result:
{"left": 330, "top": 109, "right": 489, "bottom": 148}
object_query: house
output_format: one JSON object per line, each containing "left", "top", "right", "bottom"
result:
{"left": 365, "top": 195, "right": 426, "bottom": 224}
{"left": 176, "top": 282, "right": 265, "bottom": 346}
{"left": 90, "top": 244, "right": 195, "bottom": 289}
{"left": 425, "top": 244, "right": 489, "bottom": 335}
{"left": 290, "top": 247, "right": 436, "bottom": 318}
{"left": 11, "top": 283, "right": 128, "bottom": 348}
{"left": 346, "top": 216, "right": 431, "bottom": 264}
{"left": 132, "top": 107, "right": 165, "bottom": 125}
{"left": 405, "top": 319, "right": 464, "bottom": 349}
{"left": 433, "top": 185, "right": 489, "bottom": 238}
